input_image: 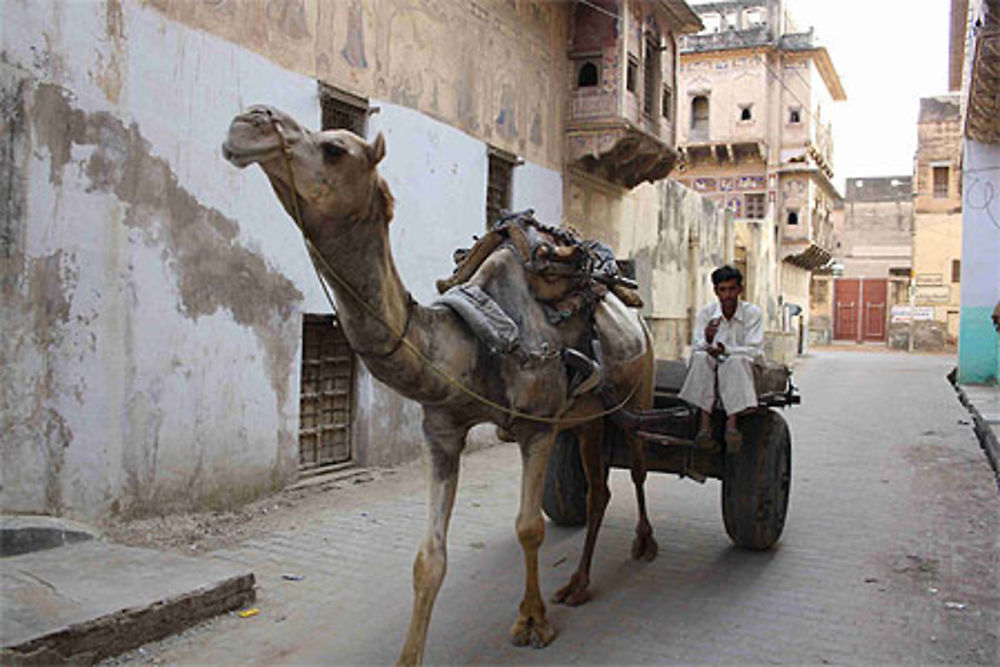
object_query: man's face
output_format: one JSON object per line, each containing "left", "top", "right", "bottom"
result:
{"left": 714, "top": 278, "right": 742, "bottom": 309}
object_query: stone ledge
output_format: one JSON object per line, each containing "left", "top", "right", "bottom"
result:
{"left": 1, "top": 541, "right": 255, "bottom": 664}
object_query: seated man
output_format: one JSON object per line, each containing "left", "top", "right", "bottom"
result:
{"left": 679, "top": 265, "right": 764, "bottom": 450}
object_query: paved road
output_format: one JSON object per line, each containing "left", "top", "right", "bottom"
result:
{"left": 112, "top": 349, "right": 998, "bottom": 665}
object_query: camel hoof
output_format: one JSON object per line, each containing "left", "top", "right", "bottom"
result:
{"left": 553, "top": 573, "right": 592, "bottom": 607}
{"left": 510, "top": 616, "right": 556, "bottom": 649}
{"left": 631, "top": 532, "right": 659, "bottom": 562}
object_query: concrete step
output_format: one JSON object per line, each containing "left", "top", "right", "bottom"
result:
{"left": 1, "top": 535, "right": 255, "bottom": 664}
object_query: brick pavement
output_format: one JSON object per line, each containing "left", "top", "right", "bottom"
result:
{"left": 109, "top": 349, "right": 998, "bottom": 665}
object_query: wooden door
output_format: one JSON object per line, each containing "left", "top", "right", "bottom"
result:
{"left": 834, "top": 278, "right": 860, "bottom": 341}
{"left": 299, "top": 315, "right": 355, "bottom": 470}
{"left": 862, "top": 279, "right": 887, "bottom": 342}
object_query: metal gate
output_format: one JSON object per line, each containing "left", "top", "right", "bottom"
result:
{"left": 834, "top": 278, "right": 887, "bottom": 342}
{"left": 299, "top": 315, "right": 354, "bottom": 470}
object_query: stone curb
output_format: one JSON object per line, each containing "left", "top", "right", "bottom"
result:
{"left": 1, "top": 574, "right": 255, "bottom": 666}
{"left": 949, "top": 369, "right": 1000, "bottom": 491}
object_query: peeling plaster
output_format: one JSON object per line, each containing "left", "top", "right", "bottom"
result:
{"left": 28, "top": 82, "right": 303, "bottom": 407}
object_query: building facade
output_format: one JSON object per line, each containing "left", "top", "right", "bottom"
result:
{"left": 951, "top": 0, "right": 1000, "bottom": 384}
{"left": 912, "top": 95, "right": 964, "bottom": 348}
{"left": 675, "top": 0, "right": 845, "bottom": 361}
{"left": 3, "top": 1, "right": 748, "bottom": 521}
{"left": 820, "top": 176, "right": 913, "bottom": 346}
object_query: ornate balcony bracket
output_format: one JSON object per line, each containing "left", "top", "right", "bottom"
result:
{"left": 567, "top": 125, "right": 679, "bottom": 189}
{"left": 782, "top": 242, "right": 832, "bottom": 270}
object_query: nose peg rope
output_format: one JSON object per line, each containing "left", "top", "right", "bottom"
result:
{"left": 269, "top": 116, "right": 640, "bottom": 426}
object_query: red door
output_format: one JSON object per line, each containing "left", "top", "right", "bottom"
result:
{"left": 834, "top": 278, "right": 887, "bottom": 342}
{"left": 834, "top": 279, "right": 860, "bottom": 341}
{"left": 862, "top": 279, "right": 887, "bottom": 342}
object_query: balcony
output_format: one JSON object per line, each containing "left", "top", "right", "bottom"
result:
{"left": 566, "top": 117, "right": 679, "bottom": 189}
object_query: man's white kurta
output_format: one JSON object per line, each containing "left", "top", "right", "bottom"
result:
{"left": 679, "top": 300, "right": 765, "bottom": 416}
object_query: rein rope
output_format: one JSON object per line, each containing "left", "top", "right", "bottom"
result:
{"left": 269, "top": 115, "right": 641, "bottom": 426}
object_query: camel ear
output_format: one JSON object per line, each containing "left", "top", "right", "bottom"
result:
{"left": 367, "top": 132, "right": 386, "bottom": 167}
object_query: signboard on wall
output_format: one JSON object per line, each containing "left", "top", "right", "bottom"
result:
{"left": 891, "top": 305, "right": 935, "bottom": 322}
{"left": 915, "top": 285, "right": 951, "bottom": 304}
{"left": 915, "top": 273, "right": 943, "bottom": 285}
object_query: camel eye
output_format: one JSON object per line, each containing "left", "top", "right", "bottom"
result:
{"left": 322, "top": 142, "right": 346, "bottom": 163}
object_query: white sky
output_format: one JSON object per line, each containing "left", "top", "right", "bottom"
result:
{"left": 788, "top": 0, "right": 954, "bottom": 192}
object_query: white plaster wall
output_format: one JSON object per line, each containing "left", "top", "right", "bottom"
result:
{"left": 1, "top": 1, "right": 336, "bottom": 521}
{"left": 368, "top": 102, "right": 488, "bottom": 305}
{"left": 512, "top": 161, "right": 564, "bottom": 227}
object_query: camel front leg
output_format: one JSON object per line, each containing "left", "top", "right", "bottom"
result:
{"left": 553, "top": 419, "right": 608, "bottom": 606}
{"left": 398, "top": 438, "right": 461, "bottom": 666}
{"left": 510, "top": 429, "right": 558, "bottom": 648}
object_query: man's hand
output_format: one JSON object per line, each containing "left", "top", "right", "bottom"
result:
{"left": 707, "top": 341, "right": 726, "bottom": 358}
{"left": 705, "top": 317, "right": 721, "bottom": 344}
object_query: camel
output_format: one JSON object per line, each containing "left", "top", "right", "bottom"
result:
{"left": 222, "top": 106, "right": 658, "bottom": 664}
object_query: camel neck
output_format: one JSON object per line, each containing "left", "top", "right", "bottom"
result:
{"left": 307, "top": 211, "right": 442, "bottom": 401}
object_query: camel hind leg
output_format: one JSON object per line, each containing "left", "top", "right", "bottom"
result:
{"left": 627, "top": 347, "right": 658, "bottom": 562}
{"left": 553, "top": 401, "right": 608, "bottom": 607}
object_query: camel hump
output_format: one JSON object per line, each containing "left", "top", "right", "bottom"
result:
{"left": 436, "top": 210, "right": 643, "bottom": 320}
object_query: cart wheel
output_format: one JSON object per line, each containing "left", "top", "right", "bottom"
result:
{"left": 721, "top": 409, "right": 791, "bottom": 550}
{"left": 542, "top": 431, "right": 587, "bottom": 527}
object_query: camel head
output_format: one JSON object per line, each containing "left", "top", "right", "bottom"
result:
{"left": 222, "top": 105, "right": 391, "bottom": 228}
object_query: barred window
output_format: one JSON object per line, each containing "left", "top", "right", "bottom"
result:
{"left": 745, "top": 193, "right": 766, "bottom": 219}
{"left": 933, "top": 166, "right": 949, "bottom": 198}
{"left": 320, "top": 84, "right": 367, "bottom": 136}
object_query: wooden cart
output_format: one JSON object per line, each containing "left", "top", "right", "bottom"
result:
{"left": 542, "top": 359, "right": 798, "bottom": 550}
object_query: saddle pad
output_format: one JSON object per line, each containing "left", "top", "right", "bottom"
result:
{"left": 434, "top": 283, "right": 519, "bottom": 355}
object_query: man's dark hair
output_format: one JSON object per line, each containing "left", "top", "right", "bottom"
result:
{"left": 711, "top": 265, "right": 743, "bottom": 287}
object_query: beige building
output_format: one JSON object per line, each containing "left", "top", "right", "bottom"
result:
{"left": 912, "top": 95, "right": 964, "bottom": 346}
{"left": 675, "top": 0, "right": 845, "bottom": 361}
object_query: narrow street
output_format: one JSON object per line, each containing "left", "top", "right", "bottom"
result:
{"left": 111, "top": 349, "right": 998, "bottom": 665}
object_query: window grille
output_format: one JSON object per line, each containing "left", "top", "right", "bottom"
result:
{"left": 745, "top": 193, "right": 766, "bottom": 219}
{"left": 933, "top": 166, "right": 949, "bottom": 198}
{"left": 320, "top": 84, "right": 367, "bottom": 136}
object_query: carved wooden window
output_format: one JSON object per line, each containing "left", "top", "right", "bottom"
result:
{"left": 487, "top": 147, "right": 516, "bottom": 228}
{"left": 320, "top": 83, "right": 367, "bottom": 136}
{"left": 745, "top": 193, "right": 766, "bottom": 219}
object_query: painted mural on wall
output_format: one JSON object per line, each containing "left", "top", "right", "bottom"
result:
{"left": 148, "top": 0, "right": 566, "bottom": 168}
